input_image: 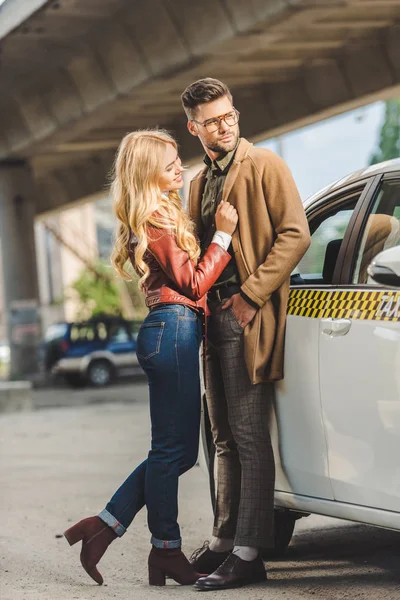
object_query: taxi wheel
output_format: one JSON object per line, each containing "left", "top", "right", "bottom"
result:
{"left": 87, "top": 360, "right": 114, "bottom": 387}
{"left": 260, "top": 510, "right": 297, "bottom": 559}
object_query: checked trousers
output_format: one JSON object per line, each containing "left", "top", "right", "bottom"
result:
{"left": 205, "top": 300, "right": 275, "bottom": 548}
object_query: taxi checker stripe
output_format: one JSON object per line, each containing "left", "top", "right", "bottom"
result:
{"left": 288, "top": 289, "right": 400, "bottom": 321}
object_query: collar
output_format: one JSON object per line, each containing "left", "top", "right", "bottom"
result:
{"left": 203, "top": 139, "right": 240, "bottom": 173}
{"left": 191, "top": 138, "right": 253, "bottom": 185}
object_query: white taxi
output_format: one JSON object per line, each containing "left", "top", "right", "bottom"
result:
{"left": 201, "top": 157, "right": 400, "bottom": 556}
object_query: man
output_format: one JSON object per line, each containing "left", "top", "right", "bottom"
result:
{"left": 181, "top": 78, "right": 310, "bottom": 591}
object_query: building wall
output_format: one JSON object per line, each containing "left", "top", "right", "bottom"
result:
{"left": 58, "top": 203, "right": 99, "bottom": 322}
{"left": 35, "top": 215, "right": 65, "bottom": 334}
{"left": 0, "top": 253, "right": 4, "bottom": 341}
{"left": 34, "top": 202, "right": 99, "bottom": 334}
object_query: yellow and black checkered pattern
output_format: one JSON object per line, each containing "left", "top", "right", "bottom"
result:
{"left": 288, "top": 289, "right": 400, "bottom": 321}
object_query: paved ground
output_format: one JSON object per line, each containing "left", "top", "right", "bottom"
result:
{"left": 30, "top": 376, "right": 148, "bottom": 410}
{"left": 1, "top": 382, "right": 400, "bottom": 600}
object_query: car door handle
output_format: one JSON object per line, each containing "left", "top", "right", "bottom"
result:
{"left": 321, "top": 318, "right": 352, "bottom": 336}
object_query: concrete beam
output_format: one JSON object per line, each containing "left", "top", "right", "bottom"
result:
{"left": 95, "top": 22, "right": 149, "bottom": 94}
{"left": 341, "top": 38, "right": 394, "bottom": 98}
{"left": 0, "top": 0, "right": 294, "bottom": 159}
{"left": 34, "top": 22, "right": 400, "bottom": 213}
{"left": 164, "top": 0, "right": 235, "bottom": 57}
{"left": 14, "top": 89, "right": 58, "bottom": 141}
{"left": 386, "top": 23, "right": 400, "bottom": 80}
{"left": 36, "top": 150, "right": 115, "bottom": 214}
{"left": 222, "top": 0, "right": 292, "bottom": 33}
{"left": 1, "top": 0, "right": 399, "bottom": 220}
{"left": 0, "top": 0, "right": 49, "bottom": 39}
{"left": 122, "top": 0, "right": 192, "bottom": 74}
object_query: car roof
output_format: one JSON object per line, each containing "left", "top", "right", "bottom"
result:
{"left": 303, "top": 157, "right": 400, "bottom": 210}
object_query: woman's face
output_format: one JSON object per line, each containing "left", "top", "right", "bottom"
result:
{"left": 158, "top": 143, "right": 184, "bottom": 193}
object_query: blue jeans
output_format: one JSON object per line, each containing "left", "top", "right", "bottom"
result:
{"left": 99, "top": 304, "right": 202, "bottom": 548}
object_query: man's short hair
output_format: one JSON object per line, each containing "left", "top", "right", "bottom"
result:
{"left": 181, "top": 78, "right": 233, "bottom": 121}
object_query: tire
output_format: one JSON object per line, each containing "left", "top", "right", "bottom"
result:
{"left": 87, "top": 359, "right": 114, "bottom": 387}
{"left": 64, "top": 373, "right": 86, "bottom": 388}
{"left": 261, "top": 510, "right": 297, "bottom": 559}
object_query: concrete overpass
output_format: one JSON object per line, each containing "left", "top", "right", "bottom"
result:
{"left": 0, "top": 0, "right": 399, "bottom": 377}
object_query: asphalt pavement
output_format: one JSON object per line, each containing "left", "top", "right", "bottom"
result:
{"left": 1, "top": 381, "right": 400, "bottom": 600}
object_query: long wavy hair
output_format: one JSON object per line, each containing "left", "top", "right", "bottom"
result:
{"left": 110, "top": 129, "right": 200, "bottom": 289}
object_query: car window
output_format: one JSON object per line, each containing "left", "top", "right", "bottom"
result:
{"left": 70, "top": 323, "right": 97, "bottom": 343}
{"left": 293, "top": 193, "right": 360, "bottom": 285}
{"left": 44, "top": 323, "right": 68, "bottom": 341}
{"left": 109, "top": 324, "right": 130, "bottom": 344}
{"left": 97, "top": 322, "right": 107, "bottom": 340}
{"left": 353, "top": 179, "right": 400, "bottom": 285}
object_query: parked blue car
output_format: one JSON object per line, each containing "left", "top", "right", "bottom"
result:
{"left": 40, "top": 316, "right": 142, "bottom": 387}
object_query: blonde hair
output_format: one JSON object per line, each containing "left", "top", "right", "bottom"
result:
{"left": 110, "top": 129, "right": 200, "bottom": 289}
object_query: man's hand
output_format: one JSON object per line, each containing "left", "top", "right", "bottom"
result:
{"left": 221, "top": 293, "right": 257, "bottom": 328}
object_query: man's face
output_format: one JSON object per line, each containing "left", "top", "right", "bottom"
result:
{"left": 187, "top": 95, "right": 239, "bottom": 156}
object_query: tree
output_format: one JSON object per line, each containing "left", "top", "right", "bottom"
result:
{"left": 369, "top": 99, "right": 400, "bottom": 165}
{"left": 68, "top": 261, "right": 148, "bottom": 321}
{"left": 69, "top": 262, "right": 122, "bottom": 321}
{"left": 122, "top": 275, "right": 148, "bottom": 320}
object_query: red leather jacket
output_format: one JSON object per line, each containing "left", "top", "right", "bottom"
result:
{"left": 128, "top": 225, "right": 231, "bottom": 314}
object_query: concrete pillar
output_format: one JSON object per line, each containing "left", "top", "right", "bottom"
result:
{"left": 0, "top": 160, "right": 41, "bottom": 379}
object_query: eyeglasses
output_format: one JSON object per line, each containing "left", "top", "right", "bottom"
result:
{"left": 192, "top": 109, "right": 240, "bottom": 133}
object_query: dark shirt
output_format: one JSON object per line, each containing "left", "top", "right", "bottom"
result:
{"left": 201, "top": 146, "right": 240, "bottom": 289}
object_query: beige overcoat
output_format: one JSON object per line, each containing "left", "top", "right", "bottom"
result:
{"left": 189, "top": 138, "right": 311, "bottom": 384}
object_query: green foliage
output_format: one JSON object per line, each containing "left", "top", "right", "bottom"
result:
{"left": 70, "top": 262, "right": 122, "bottom": 320}
{"left": 68, "top": 261, "right": 148, "bottom": 321}
{"left": 123, "top": 273, "right": 148, "bottom": 320}
{"left": 369, "top": 99, "right": 400, "bottom": 165}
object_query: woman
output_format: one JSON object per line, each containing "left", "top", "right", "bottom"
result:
{"left": 64, "top": 130, "right": 237, "bottom": 587}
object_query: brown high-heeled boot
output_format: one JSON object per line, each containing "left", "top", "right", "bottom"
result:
{"left": 148, "top": 546, "right": 203, "bottom": 586}
{"left": 64, "top": 516, "right": 117, "bottom": 585}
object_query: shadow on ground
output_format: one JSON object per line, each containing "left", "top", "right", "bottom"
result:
{"left": 267, "top": 521, "right": 400, "bottom": 597}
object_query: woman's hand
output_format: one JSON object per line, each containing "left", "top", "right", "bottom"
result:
{"left": 215, "top": 201, "right": 238, "bottom": 236}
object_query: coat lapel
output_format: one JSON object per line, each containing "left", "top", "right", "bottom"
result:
{"left": 188, "top": 139, "right": 253, "bottom": 245}
{"left": 222, "top": 138, "right": 253, "bottom": 267}
{"left": 222, "top": 138, "right": 253, "bottom": 206}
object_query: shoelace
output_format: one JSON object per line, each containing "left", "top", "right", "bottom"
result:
{"left": 189, "top": 540, "right": 210, "bottom": 563}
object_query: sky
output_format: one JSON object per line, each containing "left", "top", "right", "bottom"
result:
{"left": 258, "top": 102, "right": 386, "bottom": 201}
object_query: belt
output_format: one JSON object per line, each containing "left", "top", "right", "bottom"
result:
{"left": 208, "top": 284, "right": 241, "bottom": 303}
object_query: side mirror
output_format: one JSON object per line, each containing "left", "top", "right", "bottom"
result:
{"left": 367, "top": 246, "right": 400, "bottom": 288}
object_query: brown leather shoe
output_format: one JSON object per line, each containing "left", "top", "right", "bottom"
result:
{"left": 64, "top": 516, "right": 117, "bottom": 585}
{"left": 190, "top": 541, "right": 231, "bottom": 575}
{"left": 193, "top": 552, "right": 267, "bottom": 591}
{"left": 148, "top": 546, "right": 204, "bottom": 586}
